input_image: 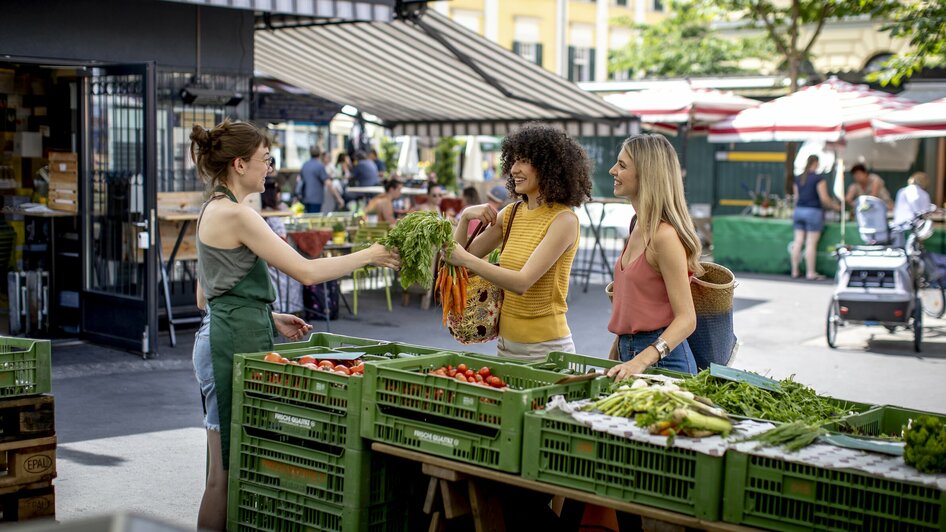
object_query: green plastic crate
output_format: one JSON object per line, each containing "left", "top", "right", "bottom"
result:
{"left": 528, "top": 351, "right": 619, "bottom": 373}
{"left": 234, "top": 393, "right": 360, "bottom": 450}
{"left": 227, "top": 427, "right": 403, "bottom": 506}
{"left": 275, "top": 332, "right": 386, "bottom": 351}
{"left": 335, "top": 343, "right": 456, "bottom": 358}
{"left": 360, "top": 353, "right": 597, "bottom": 472}
{"left": 229, "top": 473, "right": 408, "bottom": 532}
{"left": 521, "top": 409, "right": 724, "bottom": 520}
{"left": 724, "top": 450, "right": 946, "bottom": 531}
{"left": 827, "top": 405, "right": 946, "bottom": 439}
{"left": 0, "top": 336, "right": 51, "bottom": 398}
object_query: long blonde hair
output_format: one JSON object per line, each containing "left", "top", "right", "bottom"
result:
{"left": 622, "top": 134, "right": 704, "bottom": 276}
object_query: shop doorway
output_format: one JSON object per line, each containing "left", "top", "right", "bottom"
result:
{"left": 79, "top": 63, "right": 158, "bottom": 356}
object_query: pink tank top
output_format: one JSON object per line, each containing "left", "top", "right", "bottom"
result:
{"left": 608, "top": 241, "right": 675, "bottom": 335}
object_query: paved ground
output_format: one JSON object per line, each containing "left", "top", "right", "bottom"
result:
{"left": 41, "top": 271, "right": 946, "bottom": 529}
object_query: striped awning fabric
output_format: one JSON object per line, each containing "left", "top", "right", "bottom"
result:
{"left": 160, "top": 0, "right": 395, "bottom": 23}
{"left": 873, "top": 98, "right": 946, "bottom": 142}
{"left": 254, "top": 10, "right": 632, "bottom": 136}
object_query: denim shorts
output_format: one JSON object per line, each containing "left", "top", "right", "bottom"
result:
{"left": 793, "top": 206, "right": 824, "bottom": 232}
{"left": 618, "top": 328, "right": 697, "bottom": 375}
{"left": 192, "top": 311, "right": 220, "bottom": 431}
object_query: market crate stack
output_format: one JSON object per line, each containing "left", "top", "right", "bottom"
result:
{"left": 227, "top": 334, "right": 448, "bottom": 532}
{"left": 0, "top": 337, "right": 55, "bottom": 523}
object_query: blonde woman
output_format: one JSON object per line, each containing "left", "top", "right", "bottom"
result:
{"left": 605, "top": 134, "right": 704, "bottom": 379}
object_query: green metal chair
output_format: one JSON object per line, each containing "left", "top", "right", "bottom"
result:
{"left": 351, "top": 223, "right": 392, "bottom": 315}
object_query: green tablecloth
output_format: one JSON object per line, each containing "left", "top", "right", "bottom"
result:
{"left": 712, "top": 215, "right": 946, "bottom": 277}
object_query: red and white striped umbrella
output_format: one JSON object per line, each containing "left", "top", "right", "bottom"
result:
{"left": 708, "top": 78, "right": 915, "bottom": 143}
{"left": 872, "top": 98, "right": 946, "bottom": 142}
{"left": 604, "top": 83, "right": 759, "bottom": 135}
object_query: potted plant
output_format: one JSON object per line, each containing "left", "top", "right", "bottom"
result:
{"left": 332, "top": 222, "right": 347, "bottom": 244}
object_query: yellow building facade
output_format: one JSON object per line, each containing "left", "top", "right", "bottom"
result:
{"left": 430, "top": 0, "right": 663, "bottom": 81}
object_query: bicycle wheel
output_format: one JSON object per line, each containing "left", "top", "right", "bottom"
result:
{"left": 826, "top": 299, "right": 840, "bottom": 348}
{"left": 920, "top": 284, "right": 945, "bottom": 318}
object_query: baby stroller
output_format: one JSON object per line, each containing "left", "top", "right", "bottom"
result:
{"left": 826, "top": 196, "right": 932, "bottom": 352}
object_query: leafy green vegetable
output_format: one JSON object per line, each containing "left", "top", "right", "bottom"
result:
{"left": 679, "top": 369, "right": 853, "bottom": 424}
{"left": 904, "top": 415, "right": 946, "bottom": 474}
{"left": 378, "top": 211, "right": 454, "bottom": 290}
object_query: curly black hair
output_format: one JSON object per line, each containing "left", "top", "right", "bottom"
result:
{"left": 500, "top": 122, "right": 592, "bottom": 208}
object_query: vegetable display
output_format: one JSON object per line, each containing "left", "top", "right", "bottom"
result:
{"left": 904, "top": 415, "right": 946, "bottom": 474}
{"left": 678, "top": 369, "right": 851, "bottom": 424}
{"left": 377, "top": 211, "right": 454, "bottom": 290}
{"left": 427, "top": 362, "right": 507, "bottom": 388}
{"left": 584, "top": 379, "right": 732, "bottom": 440}
{"left": 737, "top": 422, "right": 828, "bottom": 452}
{"left": 262, "top": 352, "right": 365, "bottom": 376}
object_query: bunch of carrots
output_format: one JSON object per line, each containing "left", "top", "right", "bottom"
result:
{"left": 436, "top": 261, "right": 469, "bottom": 325}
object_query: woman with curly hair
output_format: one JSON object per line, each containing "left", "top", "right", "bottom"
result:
{"left": 604, "top": 134, "right": 704, "bottom": 379}
{"left": 445, "top": 122, "right": 591, "bottom": 359}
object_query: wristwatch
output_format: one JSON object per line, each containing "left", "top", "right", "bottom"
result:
{"left": 651, "top": 337, "right": 670, "bottom": 360}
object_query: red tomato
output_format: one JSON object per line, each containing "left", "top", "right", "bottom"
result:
{"left": 457, "top": 363, "right": 468, "bottom": 373}
{"left": 487, "top": 376, "right": 502, "bottom": 388}
{"left": 318, "top": 360, "right": 335, "bottom": 369}
{"left": 478, "top": 367, "right": 491, "bottom": 378}
{"left": 474, "top": 374, "right": 484, "bottom": 383}
{"left": 333, "top": 365, "right": 351, "bottom": 375}
{"left": 447, "top": 369, "right": 457, "bottom": 378}
{"left": 455, "top": 373, "right": 468, "bottom": 382}
{"left": 297, "top": 355, "right": 316, "bottom": 365}
{"left": 464, "top": 369, "right": 475, "bottom": 378}
{"left": 263, "top": 353, "right": 283, "bottom": 363}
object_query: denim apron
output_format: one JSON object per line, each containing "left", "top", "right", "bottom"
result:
{"left": 200, "top": 186, "right": 276, "bottom": 470}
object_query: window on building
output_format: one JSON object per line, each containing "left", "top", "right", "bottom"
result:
{"left": 653, "top": 0, "right": 664, "bottom": 11}
{"left": 614, "top": 0, "right": 628, "bottom": 5}
{"left": 512, "top": 41, "right": 544, "bottom": 67}
{"left": 610, "top": 69, "right": 631, "bottom": 81}
{"left": 568, "top": 46, "right": 595, "bottom": 82}
{"left": 452, "top": 9, "right": 483, "bottom": 34}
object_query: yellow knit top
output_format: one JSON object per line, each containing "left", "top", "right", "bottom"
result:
{"left": 499, "top": 202, "right": 579, "bottom": 343}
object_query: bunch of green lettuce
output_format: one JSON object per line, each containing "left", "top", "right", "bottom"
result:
{"left": 904, "top": 415, "right": 946, "bottom": 474}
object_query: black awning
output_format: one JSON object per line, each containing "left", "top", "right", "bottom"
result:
{"left": 159, "top": 0, "right": 396, "bottom": 23}
{"left": 254, "top": 10, "right": 633, "bottom": 136}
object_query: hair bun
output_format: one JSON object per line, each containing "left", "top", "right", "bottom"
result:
{"left": 189, "top": 125, "right": 212, "bottom": 151}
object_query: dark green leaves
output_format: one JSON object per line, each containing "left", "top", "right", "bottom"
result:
{"left": 378, "top": 211, "right": 454, "bottom": 290}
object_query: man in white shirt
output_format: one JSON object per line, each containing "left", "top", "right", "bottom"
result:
{"left": 893, "top": 171, "right": 932, "bottom": 228}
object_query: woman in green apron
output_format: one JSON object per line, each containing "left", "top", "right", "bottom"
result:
{"left": 190, "top": 120, "right": 400, "bottom": 530}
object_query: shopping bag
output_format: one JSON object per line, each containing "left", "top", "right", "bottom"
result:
{"left": 446, "top": 202, "right": 520, "bottom": 344}
{"left": 688, "top": 262, "right": 738, "bottom": 370}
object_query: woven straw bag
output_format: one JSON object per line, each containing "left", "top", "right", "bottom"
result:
{"left": 688, "top": 261, "right": 738, "bottom": 369}
{"left": 447, "top": 203, "right": 521, "bottom": 344}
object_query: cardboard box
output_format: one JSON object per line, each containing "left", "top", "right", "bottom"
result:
{"left": 48, "top": 171, "right": 77, "bottom": 190}
{"left": 48, "top": 189, "right": 77, "bottom": 212}
{"left": 13, "top": 132, "right": 41, "bottom": 158}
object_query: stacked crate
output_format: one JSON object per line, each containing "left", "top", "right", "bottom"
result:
{"left": 0, "top": 337, "right": 55, "bottom": 523}
{"left": 227, "top": 334, "right": 447, "bottom": 532}
{"left": 46, "top": 152, "right": 78, "bottom": 213}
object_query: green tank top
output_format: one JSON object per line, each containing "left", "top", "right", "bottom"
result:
{"left": 196, "top": 193, "right": 259, "bottom": 298}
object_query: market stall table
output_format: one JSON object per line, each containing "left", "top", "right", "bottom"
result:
{"left": 712, "top": 215, "right": 946, "bottom": 277}
{"left": 346, "top": 186, "right": 427, "bottom": 197}
{"left": 371, "top": 442, "right": 758, "bottom": 532}
{"left": 573, "top": 197, "right": 629, "bottom": 293}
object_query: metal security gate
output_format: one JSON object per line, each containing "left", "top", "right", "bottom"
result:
{"left": 80, "top": 64, "right": 158, "bottom": 356}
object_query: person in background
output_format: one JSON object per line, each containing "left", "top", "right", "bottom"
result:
{"left": 417, "top": 184, "right": 446, "bottom": 213}
{"left": 604, "top": 134, "right": 703, "bottom": 379}
{"left": 893, "top": 171, "right": 932, "bottom": 231}
{"left": 321, "top": 153, "right": 346, "bottom": 214}
{"left": 790, "top": 155, "right": 840, "bottom": 281}
{"left": 486, "top": 185, "right": 509, "bottom": 210}
{"left": 261, "top": 176, "right": 303, "bottom": 314}
{"left": 846, "top": 163, "right": 892, "bottom": 210}
{"left": 462, "top": 186, "right": 481, "bottom": 209}
{"left": 444, "top": 122, "right": 591, "bottom": 360}
{"left": 294, "top": 145, "right": 327, "bottom": 213}
{"left": 351, "top": 150, "right": 380, "bottom": 187}
{"left": 364, "top": 179, "right": 402, "bottom": 225}
{"left": 335, "top": 152, "right": 353, "bottom": 181}
{"left": 369, "top": 148, "right": 386, "bottom": 174}
{"left": 189, "top": 119, "right": 399, "bottom": 530}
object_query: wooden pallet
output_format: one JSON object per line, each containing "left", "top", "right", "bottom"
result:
{"left": 0, "top": 436, "right": 56, "bottom": 489}
{"left": 0, "top": 395, "right": 55, "bottom": 444}
{"left": 0, "top": 481, "right": 54, "bottom": 522}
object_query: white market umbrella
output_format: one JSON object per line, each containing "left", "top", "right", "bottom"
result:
{"left": 873, "top": 97, "right": 946, "bottom": 142}
{"left": 604, "top": 83, "right": 760, "bottom": 136}
{"left": 396, "top": 136, "right": 419, "bottom": 176}
{"left": 709, "top": 77, "right": 915, "bottom": 143}
{"left": 462, "top": 136, "right": 484, "bottom": 183}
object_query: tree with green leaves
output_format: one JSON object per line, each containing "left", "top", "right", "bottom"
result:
{"left": 430, "top": 137, "right": 461, "bottom": 192}
{"left": 866, "top": 1, "right": 946, "bottom": 87}
{"left": 702, "top": 0, "right": 892, "bottom": 192}
{"left": 609, "top": 1, "right": 771, "bottom": 79}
